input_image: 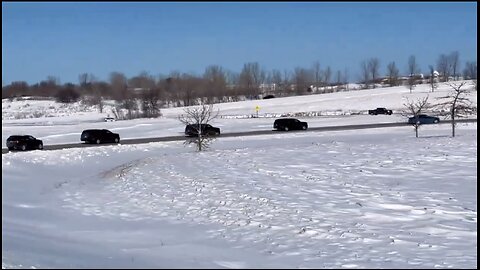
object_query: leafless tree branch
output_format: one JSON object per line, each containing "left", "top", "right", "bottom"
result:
{"left": 403, "top": 95, "right": 430, "bottom": 138}
{"left": 178, "top": 104, "right": 220, "bottom": 151}
{"left": 434, "top": 82, "right": 476, "bottom": 137}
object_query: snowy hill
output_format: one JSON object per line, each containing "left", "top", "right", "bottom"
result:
{"left": 3, "top": 81, "right": 477, "bottom": 121}
{"left": 1, "top": 80, "right": 477, "bottom": 268}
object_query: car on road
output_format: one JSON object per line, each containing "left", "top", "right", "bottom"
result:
{"left": 81, "top": 129, "right": 120, "bottom": 144}
{"left": 408, "top": 114, "right": 440, "bottom": 125}
{"left": 6, "top": 135, "right": 43, "bottom": 151}
{"left": 273, "top": 118, "right": 308, "bottom": 131}
{"left": 104, "top": 117, "right": 116, "bottom": 122}
{"left": 368, "top": 107, "right": 393, "bottom": 115}
{"left": 185, "top": 124, "right": 221, "bottom": 137}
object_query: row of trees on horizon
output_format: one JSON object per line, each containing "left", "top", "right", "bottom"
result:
{"left": 3, "top": 51, "right": 477, "bottom": 112}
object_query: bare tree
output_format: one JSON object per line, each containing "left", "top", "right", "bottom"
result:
{"left": 225, "top": 70, "right": 240, "bottom": 101}
{"left": 140, "top": 87, "right": 162, "bottom": 118}
{"left": 406, "top": 55, "right": 419, "bottom": 93}
{"left": 31, "top": 77, "right": 60, "bottom": 97}
{"left": 47, "top": 76, "right": 60, "bottom": 86}
{"left": 463, "top": 61, "right": 477, "bottom": 80}
{"left": 160, "top": 71, "right": 201, "bottom": 107}
{"left": 282, "top": 69, "right": 293, "bottom": 96}
{"left": 312, "top": 61, "right": 322, "bottom": 91}
{"left": 128, "top": 71, "right": 155, "bottom": 90}
{"left": 335, "top": 70, "right": 342, "bottom": 89}
{"left": 343, "top": 68, "right": 349, "bottom": 90}
{"left": 437, "top": 54, "right": 451, "bottom": 82}
{"left": 78, "top": 73, "right": 89, "bottom": 88}
{"left": 110, "top": 72, "right": 137, "bottom": 119}
{"left": 163, "top": 71, "right": 182, "bottom": 107}
{"left": 110, "top": 72, "right": 128, "bottom": 101}
{"left": 403, "top": 96, "right": 430, "bottom": 138}
{"left": 449, "top": 51, "right": 460, "bottom": 81}
{"left": 239, "top": 62, "right": 262, "bottom": 99}
{"left": 91, "top": 81, "right": 110, "bottom": 113}
{"left": 178, "top": 73, "right": 200, "bottom": 107}
{"left": 2, "top": 81, "right": 29, "bottom": 99}
{"left": 368, "top": 58, "right": 380, "bottom": 88}
{"left": 271, "top": 69, "right": 282, "bottom": 95}
{"left": 324, "top": 66, "right": 331, "bottom": 91}
{"left": 428, "top": 65, "right": 438, "bottom": 92}
{"left": 56, "top": 83, "right": 80, "bottom": 103}
{"left": 293, "top": 67, "right": 313, "bottom": 94}
{"left": 360, "top": 60, "right": 370, "bottom": 89}
{"left": 387, "top": 61, "right": 399, "bottom": 87}
{"left": 178, "top": 104, "right": 220, "bottom": 151}
{"left": 435, "top": 82, "right": 477, "bottom": 137}
{"left": 204, "top": 65, "right": 227, "bottom": 102}
{"left": 259, "top": 69, "right": 267, "bottom": 92}
{"left": 128, "top": 72, "right": 162, "bottom": 118}
{"left": 79, "top": 76, "right": 107, "bottom": 113}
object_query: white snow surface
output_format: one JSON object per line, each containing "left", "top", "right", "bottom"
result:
{"left": 2, "top": 82, "right": 477, "bottom": 268}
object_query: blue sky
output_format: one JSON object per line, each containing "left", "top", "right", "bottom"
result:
{"left": 2, "top": 2, "right": 477, "bottom": 85}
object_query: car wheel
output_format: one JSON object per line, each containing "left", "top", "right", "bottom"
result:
{"left": 433, "top": 119, "right": 439, "bottom": 123}
{"left": 21, "top": 144, "right": 27, "bottom": 151}
{"left": 38, "top": 143, "right": 43, "bottom": 150}
{"left": 302, "top": 126, "right": 307, "bottom": 130}
{"left": 284, "top": 126, "right": 289, "bottom": 131}
{"left": 114, "top": 137, "right": 119, "bottom": 143}
{"left": 96, "top": 139, "right": 101, "bottom": 144}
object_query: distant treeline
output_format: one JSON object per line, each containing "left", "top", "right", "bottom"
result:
{"left": 2, "top": 52, "right": 476, "bottom": 111}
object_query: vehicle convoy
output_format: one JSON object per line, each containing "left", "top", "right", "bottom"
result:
{"left": 368, "top": 107, "right": 393, "bottom": 115}
{"left": 408, "top": 114, "right": 440, "bottom": 125}
{"left": 273, "top": 118, "right": 308, "bottom": 131}
{"left": 81, "top": 129, "right": 120, "bottom": 144}
{"left": 185, "top": 124, "right": 221, "bottom": 137}
{"left": 6, "top": 135, "right": 43, "bottom": 151}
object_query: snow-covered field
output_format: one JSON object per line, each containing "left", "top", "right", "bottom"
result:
{"left": 2, "top": 82, "right": 477, "bottom": 268}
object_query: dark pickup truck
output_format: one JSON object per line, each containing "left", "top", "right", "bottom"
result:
{"left": 368, "top": 107, "right": 393, "bottom": 115}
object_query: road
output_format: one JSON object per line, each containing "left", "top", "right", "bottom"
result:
{"left": 2, "top": 119, "right": 476, "bottom": 154}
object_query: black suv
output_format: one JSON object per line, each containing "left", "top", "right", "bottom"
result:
{"left": 81, "top": 129, "right": 120, "bottom": 144}
{"left": 368, "top": 107, "right": 393, "bottom": 115}
{"left": 185, "top": 124, "right": 221, "bottom": 137}
{"left": 273, "top": 118, "right": 308, "bottom": 131}
{"left": 6, "top": 135, "right": 43, "bottom": 151}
